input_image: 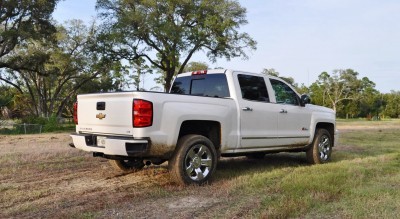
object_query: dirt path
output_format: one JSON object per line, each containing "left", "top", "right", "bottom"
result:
{"left": 0, "top": 133, "right": 262, "bottom": 218}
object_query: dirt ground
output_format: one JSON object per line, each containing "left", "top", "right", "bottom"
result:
{"left": 0, "top": 122, "right": 395, "bottom": 218}
{"left": 0, "top": 133, "right": 267, "bottom": 218}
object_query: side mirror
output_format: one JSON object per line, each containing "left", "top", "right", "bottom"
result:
{"left": 300, "top": 94, "right": 311, "bottom": 107}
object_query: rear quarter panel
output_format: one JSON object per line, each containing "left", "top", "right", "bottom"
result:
{"left": 135, "top": 93, "right": 239, "bottom": 150}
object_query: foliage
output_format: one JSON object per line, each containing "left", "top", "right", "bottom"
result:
{"left": 0, "top": 85, "right": 13, "bottom": 107}
{"left": 295, "top": 83, "right": 309, "bottom": 95}
{"left": 0, "top": 0, "right": 398, "bottom": 121}
{"left": 260, "top": 67, "right": 398, "bottom": 119}
{"left": 183, "top": 61, "right": 209, "bottom": 72}
{"left": 154, "top": 61, "right": 209, "bottom": 91}
{"left": 20, "top": 116, "right": 48, "bottom": 126}
{"left": 42, "top": 116, "right": 60, "bottom": 132}
{"left": 383, "top": 91, "right": 400, "bottom": 118}
{"left": 96, "top": 0, "right": 257, "bottom": 91}
{"left": 0, "top": 20, "right": 120, "bottom": 118}
{"left": 309, "top": 69, "right": 378, "bottom": 116}
{"left": 0, "top": 116, "right": 74, "bottom": 134}
{"left": 0, "top": 0, "right": 59, "bottom": 70}
{"left": 131, "top": 58, "right": 153, "bottom": 91}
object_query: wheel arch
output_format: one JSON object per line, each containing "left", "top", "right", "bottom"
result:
{"left": 178, "top": 120, "right": 221, "bottom": 154}
{"left": 315, "top": 122, "right": 335, "bottom": 146}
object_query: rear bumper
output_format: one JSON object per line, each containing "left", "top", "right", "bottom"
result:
{"left": 70, "top": 133, "right": 148, "bottom": 156}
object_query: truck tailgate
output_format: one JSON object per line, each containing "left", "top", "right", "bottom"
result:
{"left": 77, "top": 92, "right": 135, "bottom": 136}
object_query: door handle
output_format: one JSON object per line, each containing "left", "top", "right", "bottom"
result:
{"left": 280, "top": 109, "right": 288, "bottom": 113}
{"left": 242, "top": 107, "right": 253, "bottom": 111}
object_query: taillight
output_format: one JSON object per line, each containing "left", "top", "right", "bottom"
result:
{"left": 133, "top": 99, "right": 153, "bottom": 127}
{"left": 73, "top": 102, "right": 78, "bottom": 125}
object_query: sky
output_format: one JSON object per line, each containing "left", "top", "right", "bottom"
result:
{"left": 53, "top": 0, "right": 400, "bottom": 93}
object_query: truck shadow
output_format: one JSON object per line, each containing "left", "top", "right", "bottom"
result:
{"left": 214, "top": 153, "right": 309, "bottom": 181}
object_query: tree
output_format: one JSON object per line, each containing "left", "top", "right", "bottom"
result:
{"left": 309, "top": 81, "right": 327, "bottom": 107}
{"left": 96, "top": 0, "right": 256, "bottom": 91}
{"left": 0, "top": 0, "right": 59, "bottom": 70}
{"left": 131, "top": 58, "right": 153, "bottom": 91}
{"left": 183, "top": 61, "right": 209, "bottom": 72}
{"left": 383, "top": 91, "right": 400, "bottom": 118}
{"left": 0, "top": 20, "right": 118, "bottom": 118}
{"left": 153, "top": 61, "right": 209, "bottom": 91}
{"left": 296, "top": 83, "right": 309, "bottom": 95}
{"left": 261, "top": 68, "right": 279, "bottom": 77}
{"left": 354, "top": 77, "right": 379, "bottom": 118}
{"left": 311, "top": 69, "right": 380, "bottom": 117}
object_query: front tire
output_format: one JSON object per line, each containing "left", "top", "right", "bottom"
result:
{"left": 306, "top": 129, "right": 332, "bottom": 164}
{"left": 109, "top": 159, "right": 145, "bottom": 172}
{"left": 169, "top": 135, "right": 217, "bottom": 185}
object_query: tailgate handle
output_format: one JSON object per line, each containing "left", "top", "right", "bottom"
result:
{"left": 97, "top": 102, "right": 106, "bottom": 110}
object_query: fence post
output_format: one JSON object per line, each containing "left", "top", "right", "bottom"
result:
{"left": 24, "top": 123, "right": 27, "bottom": 134}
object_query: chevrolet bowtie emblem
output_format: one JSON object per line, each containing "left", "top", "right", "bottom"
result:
{"left": 96, "top": 113, "right": 106, "bottom": 120}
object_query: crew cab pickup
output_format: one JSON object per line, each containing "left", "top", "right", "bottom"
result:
{"left": 70, "top": 69, "right": 337, "bottom": 185}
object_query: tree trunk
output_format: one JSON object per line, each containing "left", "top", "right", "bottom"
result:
{"left": 164, "top": 69, "right": 175, "bottom": 92}
{"left": 331, "top": 100, "right": 337, "bottom": 113}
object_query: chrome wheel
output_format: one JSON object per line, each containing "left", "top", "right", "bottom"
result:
{"left": 318, "top": 135, "right": 331, "bottom": 161}
{"left": 169, "top": 134, "right": 217, "bottom": 185}
{"left": 306, "top": 129, "right": 333, "bottom": 164}
{"left": 184, "top": 144, "right": 213, "bottom": 181}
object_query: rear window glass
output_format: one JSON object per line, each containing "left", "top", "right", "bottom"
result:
{"left": 171, "top": 73, "right": 230, "bottom": 98}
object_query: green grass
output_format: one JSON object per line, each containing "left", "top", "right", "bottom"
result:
{"left": 212, "top": 121, "right": 400, "bottom": 218}
{"left": 337, "top": 118, "right": 400, "bottom": 126}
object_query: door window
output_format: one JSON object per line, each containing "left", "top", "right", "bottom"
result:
{"left": 270, "top": 79, "right": 299, "bottom": 105}
{"left": 238, "top": 74, "right": 270, "bottom": 102}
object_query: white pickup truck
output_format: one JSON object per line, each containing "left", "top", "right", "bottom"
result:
{"left": 70, "top": 69, "right": 337, "bottom": 185}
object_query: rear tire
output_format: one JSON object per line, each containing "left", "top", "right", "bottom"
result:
{"left": 109, "top": 159, "right": 145, "bottom": 172}
{"left": 169, "top": 134, "right": 217, "bottom": 185}
{"left": 306, "top": 129, "right": 332, "bottom": 164}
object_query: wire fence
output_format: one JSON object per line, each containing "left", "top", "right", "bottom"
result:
{"left": 13, "top": 123, "right": 43, "bottom": 134}
{"left": 0, "top": 121, "right": 43, "bottom": 134}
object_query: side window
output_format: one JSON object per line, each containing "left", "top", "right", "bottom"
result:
{"left": 270, "top": 79, "right": 299, "bottom": 105}
{"left": 238, "top": 74, "right": 270, "bottom": 102}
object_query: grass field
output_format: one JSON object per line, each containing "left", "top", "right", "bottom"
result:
{"left": 0, "top": 119, "right": 399, "bottom": 218}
